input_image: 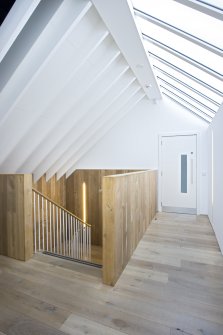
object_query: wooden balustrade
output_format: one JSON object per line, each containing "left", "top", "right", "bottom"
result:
{"left": 102, "top": 170, "right": 157, "bottom": 285}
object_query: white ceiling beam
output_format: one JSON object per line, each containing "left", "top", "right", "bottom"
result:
{"left": 0, "top": 0, "right": 41, "bottom": 63}
{"left": 0, "top": 9, "right": 114, "bottom": 170}
{"left": 0, "top": 27, "right": 109, "bottom": 167}
{"left": 91, "top": 0, "right": 161, "bottom": 100}
{"left": 135, "top": 9, "right": 222, "bottom": 57}
{"left": 0, "top": 0, "right": 92, "bottom": 120}
{"left": 33, "top": 58, "right": 130, "bottom": 181}
{"left": 64, "top": 91, "right": 145, "bottom": 179}
{"left": 5, "top": 34, "right": 116, "bottom": 174}
{"left": 16, "top": 47, "right": 121, "bottom": 176}
{"left": 45, "top": 73, "right": 136, "bottom": 180}
{"left": 55, "top": 83, "right": 141, "bottom": 179}
{"left": 173, "top": 0, "right": 223, "bottom": 21}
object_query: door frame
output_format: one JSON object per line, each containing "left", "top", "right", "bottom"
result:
{"left": 158, "top": 131, "right": 201, "bottom": 215}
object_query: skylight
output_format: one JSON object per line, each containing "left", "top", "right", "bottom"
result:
{"left": 132, "top": 0, "right": 223, "bottom": 123}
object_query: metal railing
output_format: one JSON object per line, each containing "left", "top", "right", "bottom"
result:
{"left": 32, "top": 188, "right": 91, "bottom": 261}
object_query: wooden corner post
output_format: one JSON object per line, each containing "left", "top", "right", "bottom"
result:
{"left": 0, "top": 174, "right": 33, "bottom": 261}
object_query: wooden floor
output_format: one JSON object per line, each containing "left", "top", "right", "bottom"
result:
{"left": 0, "top": 212, "right": 223, "bottom": 335}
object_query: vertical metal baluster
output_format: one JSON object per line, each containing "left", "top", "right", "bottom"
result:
{"left": 46, "top": 199, "right": 48, "bottom": 251}
{"left": 65, "top": 212, "right": 67, "bottom": 255}
{"left": 77, "top": 220, "right": 80, "bottom": 259}
{"left": 56, "top": 206, "right": 59, "bottom": 255}
{"left": 63, "top": 210, "right": 65, "bottom": 255}
{"left": 85, "top": 225, "right": 87, "bottom": 259}
{"left": 86, "top": 225, "right": 88, "bottom": 260}
{"left": 37, "top": 194, "right": 40, "bottom": 251}
{"left": 83, "top": 224, "right": 85, "bottom": 259}
{"left": 66, "top": 213, "right": 69, "bottom": 256}
{"left": 33, "top": 192, "right": 36, "bottom": 253}
{"left": 86, "top": 226, "right": 88, "bottom": 259}
{"left": 59, "top": 208, "right": 62, "bottom": 254}
{"left": 78, "top": 222, "right": 79, "bottom": 259}
{"left": 79, "top": 222, "right": 81, "bottom": 259}
{"left": 42, "top": 196, "right": 44, "bottom": 251}
{"left": 69, "top": 215, "right": 72, "bottom": 257}
{"left": 53, "top": 204, "right": 55, "bottom": 253}
{"left": 64, "top": 213, "right": 66, "bottom": 255}
{"left": 82, "top": 223, "right": 84, "bottom": 260}
{"left": 71, "top": 217, "right": 73, "bottom": 258}
{"left": 70, "top": 215, "right": 72, "bottom": 257}
{"left": 80, "top": 223, "right": 84, "bottom": 259}
{"left": 68, "top": 214, "right": 71, "bottom": 256}
{"left": 70, "top": 217, "right": 73, "bottom": 258}
{"left": 78, "top": 221, "right": 79, "bottom": 258}
{"left": 73, "top": 218, "right": 76, "bottom": 258}
{"left": 67, "top": 214, "right": 69, "bottom": 256}
{"left": 86, "top": 226, "right": 89, "bottom": 260}
{"left": 66, "top": 214, "right": 68, "bottom": 255}
{"left": 83, "top": 225, "right": 86, "bottom": 259}
{"left": 80, "top": 221, "right": 82, "bottom": 260}
{"left": 88, "top": 227, "right": 91, "bottom": 260}
{"left": 50, "top": 202, "right": 52, "bottom": 252}
{"left": 89, "top": 227, "right": 91, "bottom": 261}
{"left": 88, "top": 226, "right": 90, "bottom": 260}
{"left": 76, "top": 218, "right": 78, "bottom": 259}
{"left": 70, "top": 216, "right": 72, "bottom": 257}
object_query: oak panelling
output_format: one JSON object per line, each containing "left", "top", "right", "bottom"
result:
{"left": 0, "top": 174, "right": 33, "bottom": 261}
{"left": 33, "top": 174, "right": 66, "bottom": 207}
{"left": 66, "top": 170, "right": 137, "bottom": 246}
{"left": 103, "top": 170, "right": 157, "bottom": 285}
{"left": 24, "top": 174, "right": 33, "bottom": 260}
{"left": 34, "top": 171, "right": 139, "bottom": 247}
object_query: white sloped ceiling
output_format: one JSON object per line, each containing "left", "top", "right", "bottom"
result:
{"left": 0, "top": 0, "right": 161, "bottom": 181}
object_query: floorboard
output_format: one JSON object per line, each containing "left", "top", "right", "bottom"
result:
{"left": 0, "top": 213, "right": 223, "bottom": 335}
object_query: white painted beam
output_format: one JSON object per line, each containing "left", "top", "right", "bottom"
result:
{"left": 32, "top": 57, "right": 130, "bottom": 181}
{"left": 92, "top": 0, "right": 161, "bottom": 100}
{"left": 45, "top": 72, "right": 136, "bottom": 180}
{"left": 55, "top": 82, "right": 141, "bottom": 179}
{"left": 65, "top": 91, "right": 145, "bottom": 178}
{"left": 3, "top": 33, "right": 115, "bottom": 174}
{"left": 0, "top": 27, "right": 109, "bottom": 168}
{"left": 0, "top": 4, "right": 116, "bottom": 171}
{"left": 0, "top": 0, "right": 92, "bottom": 119}
{"left": 174, "top": 0, "right": 223, "bottom": 21}
{"left": 0, "top": 0, "right": 41, "bottom": 62}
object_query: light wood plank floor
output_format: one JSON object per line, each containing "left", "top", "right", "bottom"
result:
{"left": 0, "top": 213, "right": 223, "bottom": 335}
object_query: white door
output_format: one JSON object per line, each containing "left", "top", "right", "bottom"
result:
{"left": 161, "top": 135, "right": 197, "bottom": 214}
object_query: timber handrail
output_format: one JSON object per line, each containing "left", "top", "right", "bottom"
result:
{"left": 32, "top": 188, "right": 91, "bottom": 227}
{"left": 32, "top": 188, "right": 91, "bottom": 260}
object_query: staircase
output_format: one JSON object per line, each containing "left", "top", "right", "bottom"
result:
{"left": 32, "top": 189, "right": 92, "bottom": 264}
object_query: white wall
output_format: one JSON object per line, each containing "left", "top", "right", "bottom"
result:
{"left": 76, "top": 96, "right": 209, "bottom": 214}
{"left": 208, "top": 103, "right": 223, "bottom": 253}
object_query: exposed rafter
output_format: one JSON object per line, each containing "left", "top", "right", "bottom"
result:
{"left": 173, "top": 0, "right": 223, "bottom": 21}
{"left": 91, "top": 0, "right": 161, "bottom": 100}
